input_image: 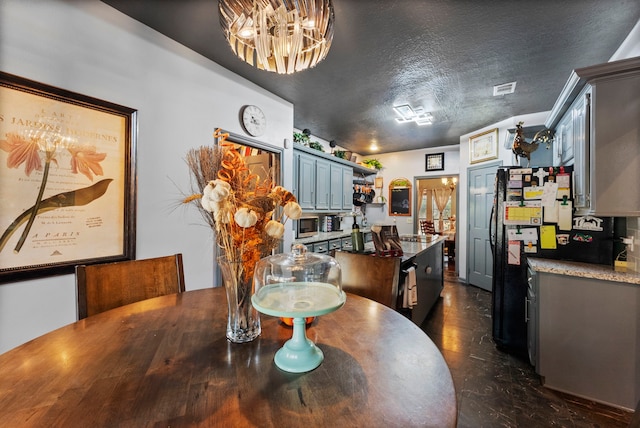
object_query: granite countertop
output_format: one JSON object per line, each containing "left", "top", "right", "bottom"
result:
{"left": 527, "top": 258, "right": 640, "bottom": 285}
{"left": 399, "top": 235, "right": 446, "bottom": 258}
{"left": 294, "top": 228, "right": 371, "bottom": 245}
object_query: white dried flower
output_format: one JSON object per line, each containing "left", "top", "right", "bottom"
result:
{"left": 265, "top": 220, "right": 285, "bottom": 239}
{"left": 234, "top": 207, "right": 258, "bottom": 228}
{"left": 283, "top": 201, "right": 302, "bottom": 220}
{"left": 201, "top": 196, "right": 214, "bottom": 213}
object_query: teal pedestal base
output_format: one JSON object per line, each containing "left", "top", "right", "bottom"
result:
{"left": 274, "top": 317, "right": 323, "bottom": 373}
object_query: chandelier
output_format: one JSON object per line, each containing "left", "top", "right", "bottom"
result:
{"left": 218, "top": 0, "right": 335, "bottom": 74}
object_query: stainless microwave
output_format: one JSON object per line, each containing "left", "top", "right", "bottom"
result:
{"left": 296, "top": 216, "right": 319, "bottom": 238}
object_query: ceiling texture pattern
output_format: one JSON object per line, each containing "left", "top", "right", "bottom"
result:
{"left": 102, "top": 0, "right": 640, "bottom": 155}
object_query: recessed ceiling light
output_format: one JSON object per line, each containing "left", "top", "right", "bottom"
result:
{"left": 493, "top": 81, "right": 517, "bottom": 96}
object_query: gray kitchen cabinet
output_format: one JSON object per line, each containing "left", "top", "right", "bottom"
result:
{"left": 528, "top": 264, "right": 640, "bottom": 410}
{"left": 296, "top": 152, "right": 316, "bottom": 210}
{"left": 329, "top": 163, "right": 343, "bottom": 210}
{"left": 293, "top": 144, "right": 363, "bottom": 213}
{"left": 315, "top": 158, "right": 330, "bottom": 210}
{"left": 342, "top": 166, "right": 353, "bottom": 210}
{"left": 328, "top": 238, "right": 341, "bottom": 254}
{"left": 526, "top": 266, "right": 538, "bottom": 368}
{"left": 340, "top": 237, "right": 353, "bottom": 251}
{"left": 311, "top": 241, "right": 328, "bottom": 254}
{"left": 546, "top": 56, "right": 640, "bottom": 216}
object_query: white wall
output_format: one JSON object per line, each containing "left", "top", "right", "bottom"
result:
{"left": 366, "top": 145, "right": 461, "bottom": 234}
{"left": 0, "top": 0, "right": 295, "bottom": 354}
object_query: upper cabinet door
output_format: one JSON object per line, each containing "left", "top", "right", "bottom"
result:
{"left": 297, "top": 153, "right": 316, "bottom": 209}
{"left": 315, "top": 158, "right": 330, "bottom": 210}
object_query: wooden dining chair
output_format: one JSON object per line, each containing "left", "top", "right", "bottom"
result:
{"left": 334, "top": 251, "right": 401, "bottom": 309}
{"left": 76, "top": 254, "right": 186, "bottom": 319}
{"left": 419, "top": 219, "right": 436, "bottom": 235}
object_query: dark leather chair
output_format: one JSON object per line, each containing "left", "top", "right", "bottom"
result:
{"left": 76, "top": 254, "right": 185, "bottom": 319}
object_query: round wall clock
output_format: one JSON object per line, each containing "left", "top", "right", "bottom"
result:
{"left": 241, "top": 105, "right": 266, "bottom": 137}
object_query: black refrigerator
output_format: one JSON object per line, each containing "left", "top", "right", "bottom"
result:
{"left": 490, "top": 166, "right": 614, "bottom": 357}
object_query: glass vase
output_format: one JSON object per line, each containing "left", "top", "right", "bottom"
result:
{"left": 218, "top": 256, "right": 261, "bottom": 343}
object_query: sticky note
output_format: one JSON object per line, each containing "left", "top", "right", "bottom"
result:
{"left": 540, "top": 225, "right": 557, "bottom": 249}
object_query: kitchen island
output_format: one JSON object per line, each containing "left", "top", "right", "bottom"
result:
{"left": 398, "top": 235, "right": 446, "bottom": 326}
{"left": 527, "top": 258, "right": 640, "bottom": 410}
{"left": 296, "top": 232, "right": 445, "bottom": 326}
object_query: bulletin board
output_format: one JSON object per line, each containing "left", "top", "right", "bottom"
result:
{"left": 389, "top": 178, "right": 411, "bottom": 216}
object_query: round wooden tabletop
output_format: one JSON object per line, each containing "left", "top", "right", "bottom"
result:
{"left": 0, "top": 288, "right": 457, "bottom": 427}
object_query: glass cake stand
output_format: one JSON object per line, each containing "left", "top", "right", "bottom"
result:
{"left": 252, "top": 281, "right": 345, "bottom": 373}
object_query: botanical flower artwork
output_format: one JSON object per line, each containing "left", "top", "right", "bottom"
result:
{"left": 183, "top": 129, "right": 302, "bottom": 282}
{"left": 0, "top": 76, "right": 131, "bottom": 276}
{"left": 0, "top": 129, "right": 112, "bottom": 254}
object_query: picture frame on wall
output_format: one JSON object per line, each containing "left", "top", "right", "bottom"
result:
{"left": 426, "top": 152, "right": 445, "bottom": 171}
{"left": 469, "top": 128, "right": 499, "bottom": 164}
{"left": 0, "top": 72, "right": 137, "bottom": 283}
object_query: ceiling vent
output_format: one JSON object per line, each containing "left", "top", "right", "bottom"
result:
{"left": 493, "top": 81, "right": 517, "bottom": 96}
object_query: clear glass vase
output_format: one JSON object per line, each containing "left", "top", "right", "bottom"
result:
{"left": 218, "top": 256, "right": 261, "bottom": 343}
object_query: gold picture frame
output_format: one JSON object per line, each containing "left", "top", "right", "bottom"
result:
{"left": 0, "top": 72, "right": 137, "bottom": 283}
{"left": 388, "top": 178, "right": 411, "bottom": 216}
{"left": 469, "top": 128, "right": 499, "bottom": 164}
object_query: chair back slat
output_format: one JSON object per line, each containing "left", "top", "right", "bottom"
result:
{"left": 76, "top": 254, "right": 185, "bottom": 319}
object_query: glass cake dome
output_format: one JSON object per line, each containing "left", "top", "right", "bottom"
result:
{"left": 252, "top": 244, "right": 345, "bottom": 372}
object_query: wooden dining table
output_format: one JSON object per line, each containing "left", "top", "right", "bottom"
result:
{"left": 0, "top": 287, "right": 457, "bottom": 427}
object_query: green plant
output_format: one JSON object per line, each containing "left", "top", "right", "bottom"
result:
{"left": 293, "top": 132, "right": 310, "bottom": 145}
{"left": 334, "top": 150, "right": 346, "bottom": 159}
{"left": 308, "top": 141, "right": 324, "bottom": 152}
{"left": 362, "top": 159, "right": 383, "bottom": 170}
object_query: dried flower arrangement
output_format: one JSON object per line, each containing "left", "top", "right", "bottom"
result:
{"left": 183, "top": 129, "right": 302, "bottom": 282}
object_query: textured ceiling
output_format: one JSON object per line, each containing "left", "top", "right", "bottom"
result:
{"left": 101, "top": 0, "right": 640, "bottom": 155}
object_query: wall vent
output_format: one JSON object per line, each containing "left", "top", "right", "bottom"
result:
{"left": 493, "top": 81, "right": 517, "bottom": 96}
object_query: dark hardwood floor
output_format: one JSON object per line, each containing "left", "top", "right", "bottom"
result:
{"left": 420, "top": 261, "right": 634, "bottom": 427}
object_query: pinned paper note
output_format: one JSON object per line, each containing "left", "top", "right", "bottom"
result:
{"left": 558, "top": 200, "right": 573, "bottom": 231}
{"left": 540, "top": 225, "right": 557, "bottom": 249}
{"left": 543, "top": 200, "right": 559, "bottom": 223}
{"left": 504, "top": 201, "right": 542, "bottom": 225}
{"left": 557, "top": 188, "right": 571, "bottom": 199}
{"left": 523, "top": 186, "right": 544, "bottom": 200}
{"left": 507, "top": 228, "right": 538, "bottom": 245}
{"left": 556, "top": 173, "right": 570, "bottom": 188}
{"left": 508, "top": 241, "right": 521, "bottom": 265}
{"left": 541, "top": 182, "right": 559, "bottom": 207}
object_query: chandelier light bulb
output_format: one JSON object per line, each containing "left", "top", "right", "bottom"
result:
{"left": 219, "top": 0, "right": 335, "bottom": 74}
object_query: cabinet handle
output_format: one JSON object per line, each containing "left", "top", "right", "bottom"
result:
{"left": 524, "top": 298, "right": 529, "bottom": 322}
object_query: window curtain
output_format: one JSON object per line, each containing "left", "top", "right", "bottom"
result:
{"left": 433, "top": 188, "right": 452, "bottom": 232}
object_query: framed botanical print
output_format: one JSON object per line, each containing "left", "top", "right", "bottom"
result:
{"left": 0, "top": 72, "right": 137, "bottom": 283}
{"left": 469, "top": 128, "right": 499, "bottom": 164}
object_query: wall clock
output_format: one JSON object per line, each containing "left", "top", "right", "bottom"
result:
{"left": 241, "top": 105, "right": 266, "bottom": 137}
